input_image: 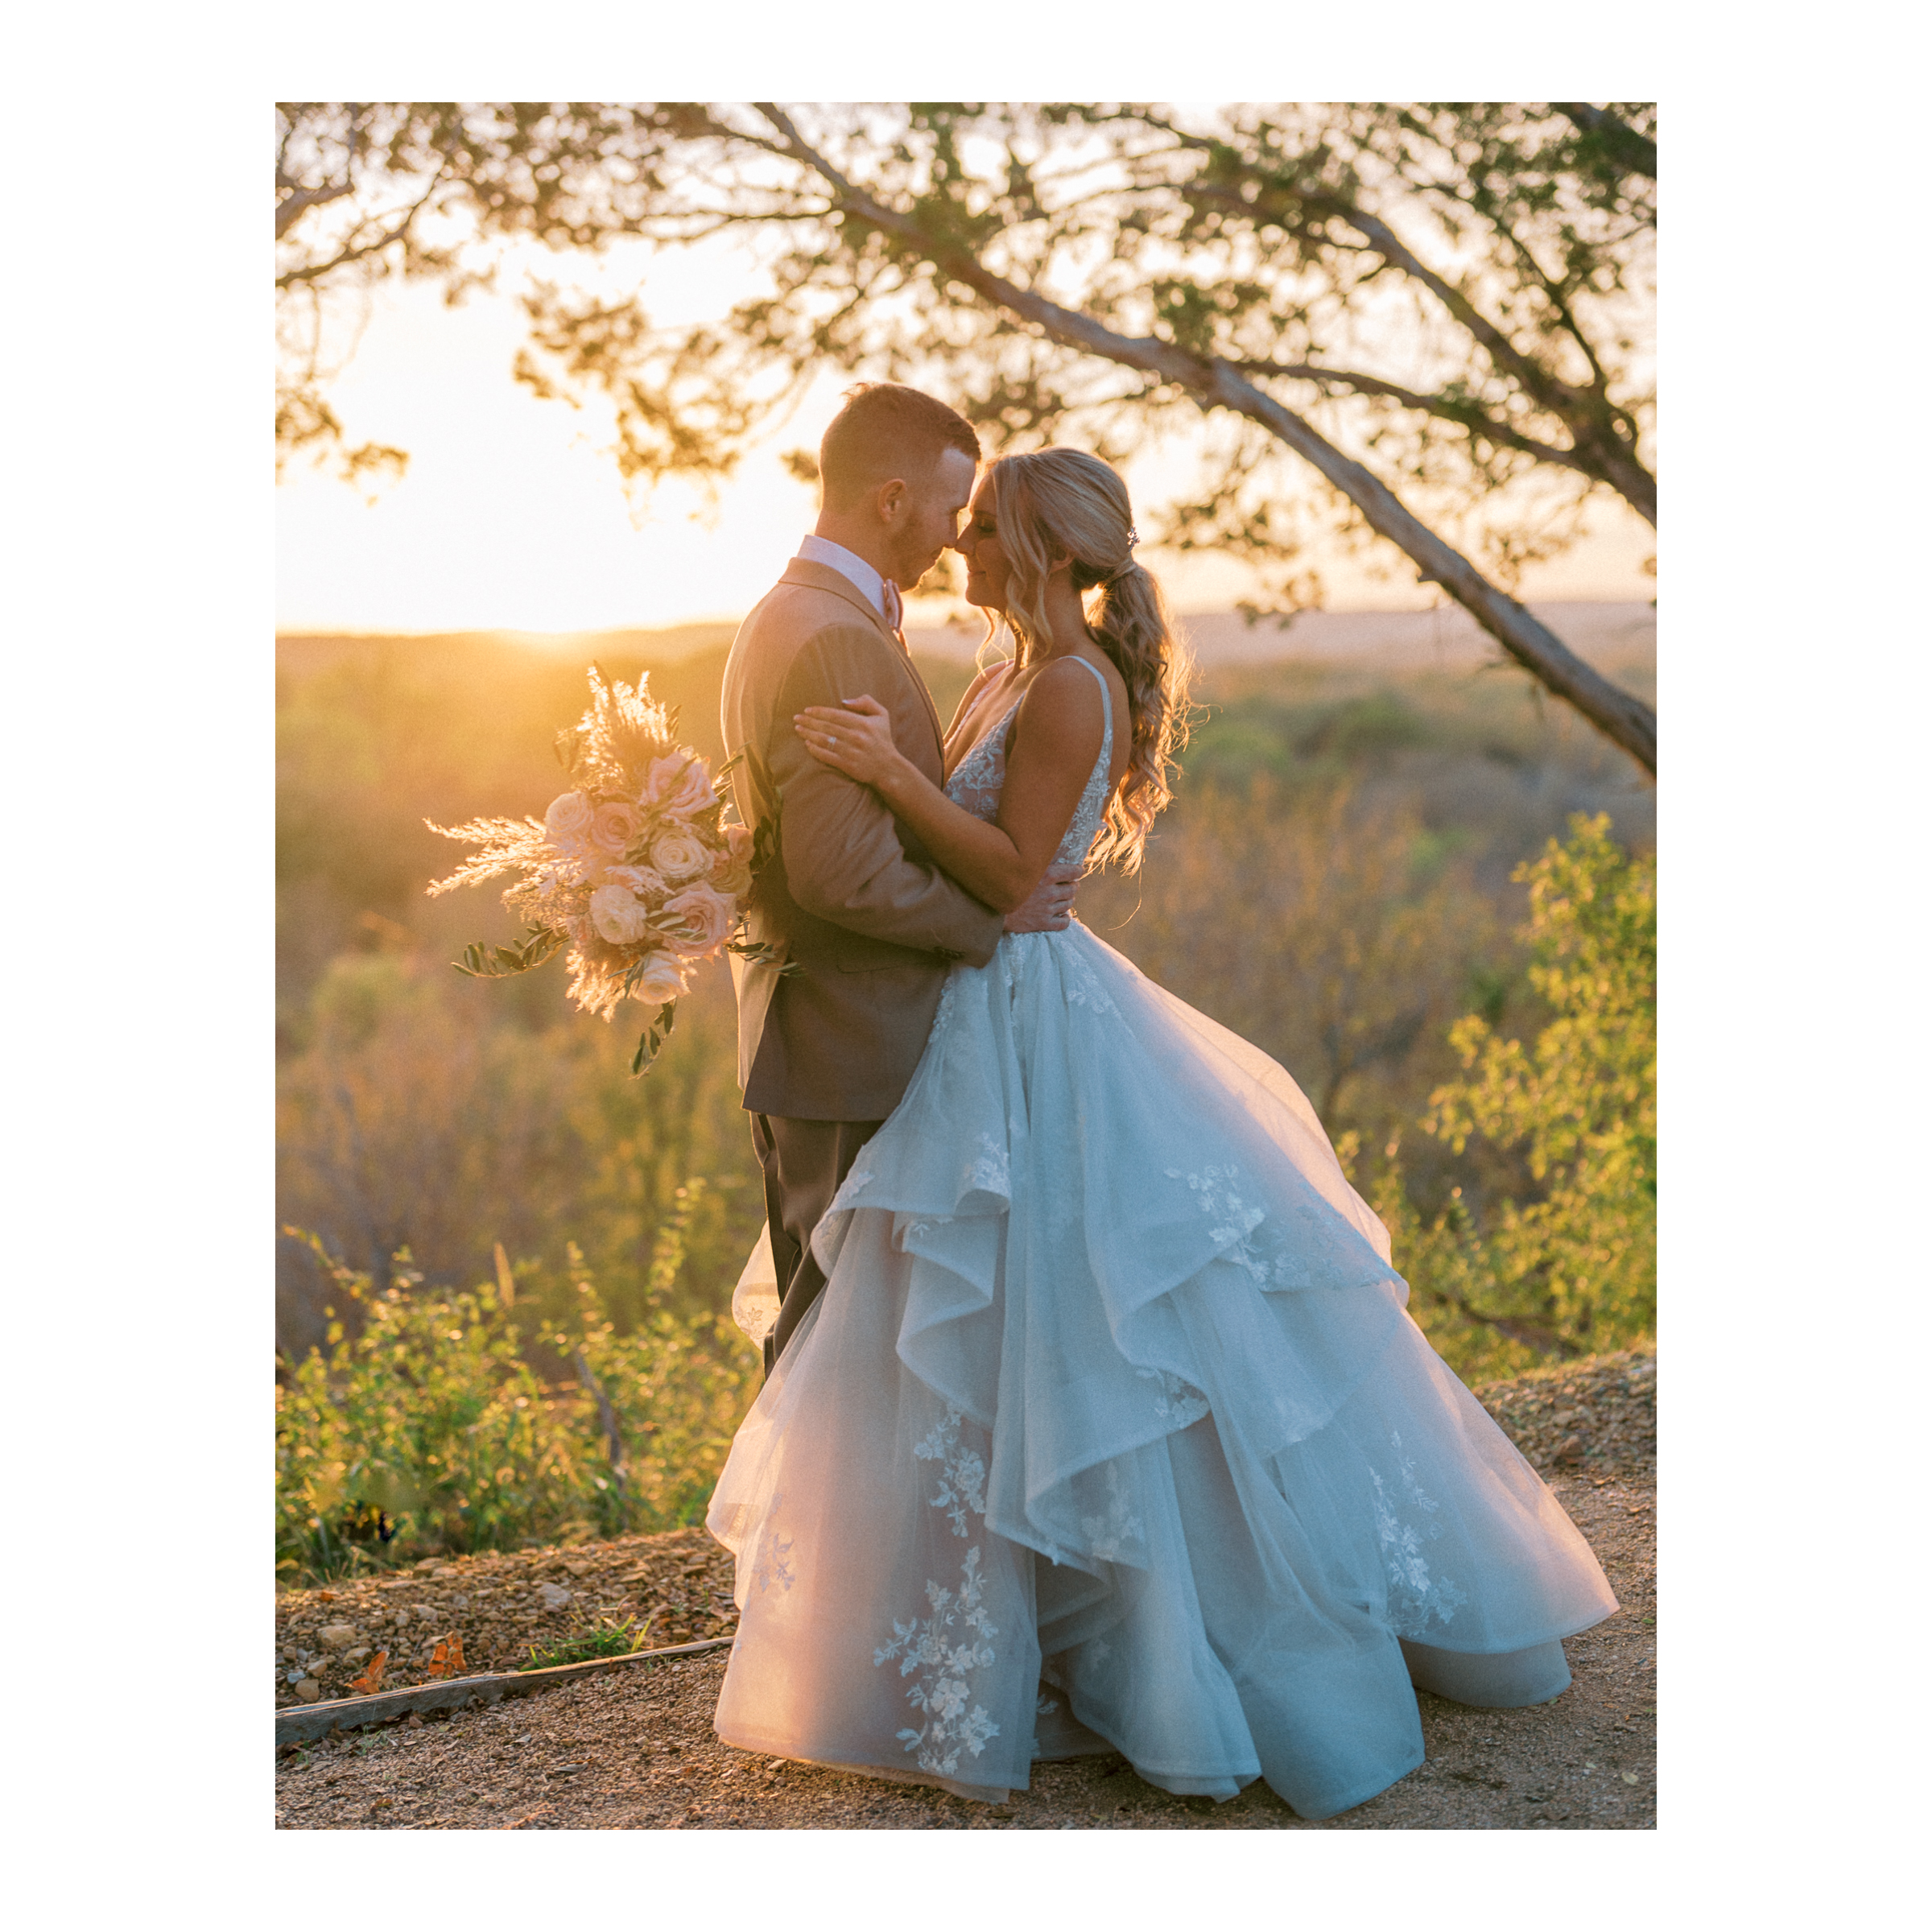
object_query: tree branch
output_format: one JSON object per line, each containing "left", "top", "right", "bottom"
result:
{"left": 1183, "top": 177, "right": 1655, "bottom": 526}
{"left": 276, "top": 177, "right": 357, "bottom": 241}
{"left": 275, "top": 167, "right": 448, "bottom": 291}
{"left": 749, "top": 109, "right": 1656, "bottom": 774}
{"left": 1187, "top": 175, "right": 1587, "bottom": 419}
{"left": 1147, "top": 110, "right": 1649, "bottom": 471}
{"left": 1553, "top": 104, "right": 1658, "bottom": 180}
{"left": 1232, "top": 357, "right": 1604, "bottom": 480}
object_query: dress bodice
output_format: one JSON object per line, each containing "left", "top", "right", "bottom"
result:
{"left": 943, "top": 655, "right": 1115, "bottom": 869}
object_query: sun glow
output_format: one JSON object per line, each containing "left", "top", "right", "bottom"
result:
{"left": 276, "top": 265, "right": 1656, "bottom": 640}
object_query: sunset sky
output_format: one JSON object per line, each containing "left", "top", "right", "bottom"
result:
{"left": 275, "top": 243, "right": 1657, "bottom": 639}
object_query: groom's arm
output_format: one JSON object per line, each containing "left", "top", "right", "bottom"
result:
{"left": 770, "top": 625, "right": 1008, "bottom": 966}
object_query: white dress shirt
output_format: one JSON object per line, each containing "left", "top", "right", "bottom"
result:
{"left": 796, "top": 534, "right": 902, "bottom": 631}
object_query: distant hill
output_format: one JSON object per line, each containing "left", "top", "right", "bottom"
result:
{"left": 276, "top": 621, "right": 739, "bottom": 681}
{"left": 281, "top": 601, "right": 1653, "bottom": 688}
{"left": 914, "top": 598, "right": 1655, "bottom": 681}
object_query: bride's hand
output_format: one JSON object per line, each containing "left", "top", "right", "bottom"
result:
{"left": 794, "top": 696, "right": 904, "bottom": 788}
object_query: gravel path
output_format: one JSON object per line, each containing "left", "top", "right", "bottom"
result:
{"left": 275, "top": 1348, "right": 1655, "bottom": 1831}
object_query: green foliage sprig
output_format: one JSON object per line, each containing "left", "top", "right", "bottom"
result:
{"left": 452, "top": 925, "right": 570, "bottom": 980}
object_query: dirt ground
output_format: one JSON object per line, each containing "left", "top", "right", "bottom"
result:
{"left": 274, "top": 1350, "right": 1654, "bottom": 1831}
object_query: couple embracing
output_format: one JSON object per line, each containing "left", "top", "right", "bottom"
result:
{"left": 707, "top": 382, "right": 1614, "bottom": 1819}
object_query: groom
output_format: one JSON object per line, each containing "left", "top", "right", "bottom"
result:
{"left": 721, "top": 382, "right": 1076, "bottom": 1373}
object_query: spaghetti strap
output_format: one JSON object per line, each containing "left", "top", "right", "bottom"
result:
{"left": 1065, "top": 652, "right": 1113, "bottom": 730}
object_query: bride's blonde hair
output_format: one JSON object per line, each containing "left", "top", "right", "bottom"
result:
{"left": 985, "top": 448, "right": 1194, "bottom": 873}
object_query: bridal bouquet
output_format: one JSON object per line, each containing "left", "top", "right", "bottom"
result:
{"left": 427, "top": 665, "right": 769, "bottom": 1074}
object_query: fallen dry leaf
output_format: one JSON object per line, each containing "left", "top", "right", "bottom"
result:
{"left": 348, "top": 1650, "right": 388, "bottom": 1695}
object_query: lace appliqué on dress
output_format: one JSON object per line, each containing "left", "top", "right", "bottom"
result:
{"left": 1137, "top": 1365, "right": 1210, "bottom": 1430}
{"left": 828, "top": 1162, "right": 877, "bottom": 1217}
{"left": 1062, "top": 942, "right": 1120, "bottom": 1016}
{"left": 914, "top": 1406, "right": 989, "bottom": 1538}
{"left": 1368, "top": 1430, "right": 1468, "bottom": 1629}
{"left": 943, "top": 704, "right": 1016, "bottom": 826}
{"left": 1077, "top": 1459, "right": 1147, "bottom": 1563}
{"left": 943, "top": 658, "right": 1116, "bottom": 869}
{"left": 926, "top": 966, "right": 965, "bottom": 1046}
{"left": 1165, "top": 1161, "right": 1274, "bottom": 1283}
{"left": 874, "top": 1406, "right": 1002, "bottom": 1776}
{"left": 749, "top": 1492, "right": 796, "bottom": 1596}
{"left": 964, "top": 1131, "right": 1009, "bottom": 1197}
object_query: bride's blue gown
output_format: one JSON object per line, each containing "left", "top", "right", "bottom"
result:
{"left": 706, "top": 657, "right": 1616, "bottom": 1819}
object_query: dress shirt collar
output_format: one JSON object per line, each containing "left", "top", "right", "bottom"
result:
{"left": 797, "top": 534, "right": 890, "bottom": 621}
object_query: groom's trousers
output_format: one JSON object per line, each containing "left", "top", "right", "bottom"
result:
{"left": 751, "top": 1113, "right": 884, "bottom": 1377}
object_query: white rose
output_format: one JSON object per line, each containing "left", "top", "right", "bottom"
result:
{"left": 651, "top": 829, "right": 711, "bottom": 881}
{"left": 662, "top": 881, "right": 737, "bottom": 956}
{"left": 544, "top": 791, "right": 596, "bottom": 849}
{"left": 588, "top": 883, "right": 652, "bottom": 946}
{"left": 629, "top": 950, "right": 688, "bottom": 1005}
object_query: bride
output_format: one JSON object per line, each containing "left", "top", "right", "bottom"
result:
{"left": 704, "top": 447, "right": 1616, "bottom": 1820}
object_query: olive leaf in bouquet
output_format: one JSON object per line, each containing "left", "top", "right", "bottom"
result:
{"left": 426, "top": 663, "right": 777, "bottom": 1075}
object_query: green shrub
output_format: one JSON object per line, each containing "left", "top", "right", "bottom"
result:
{"left": 1368, "top": 812, "right": 1655, "bottom": 1378}
{"left": 275, "top": 1185, "right": 759, "bottom": 1585}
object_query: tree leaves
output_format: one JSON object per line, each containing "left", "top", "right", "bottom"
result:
{"left": 281, "top": 101, "right": 1657, "bottom": 768}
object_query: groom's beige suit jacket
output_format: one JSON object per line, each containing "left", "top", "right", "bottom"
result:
{"left": 720, "top": 558, "right": 1005, "bottom": 1121}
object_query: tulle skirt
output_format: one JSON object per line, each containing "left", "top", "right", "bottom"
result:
{"left": 706, "top": 924, "right": 1615, "bottom": 1819}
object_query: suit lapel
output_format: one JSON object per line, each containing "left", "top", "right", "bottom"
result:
{"left": 778, "top": 559, "right": 947, "bottom": 763}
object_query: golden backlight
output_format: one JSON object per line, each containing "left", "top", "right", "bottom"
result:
{"left": 275, "top": 272, "right": 1656, "bottom": 639}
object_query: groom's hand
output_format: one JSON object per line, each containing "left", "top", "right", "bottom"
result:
{"left": 1004, "top": 864, "right": 1080, "bottom": 933}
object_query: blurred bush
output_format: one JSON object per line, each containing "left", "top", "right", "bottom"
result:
{"left": 276, "top": 945, "right": 756, "bottom": 1355}
{"left": 1084, "top": 779, "right": 1501, "bottom": 1153}
{"left": 276, "top": 630, "right": 1653, "bottom": 1423}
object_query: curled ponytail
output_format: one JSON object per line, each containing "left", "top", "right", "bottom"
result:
{"left": 988, "top": 449, "right": 1195, "bottom": 873}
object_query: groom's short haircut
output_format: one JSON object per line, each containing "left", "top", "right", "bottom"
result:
{"left": 819, "top": 383, "right": 980, "bottom": 507}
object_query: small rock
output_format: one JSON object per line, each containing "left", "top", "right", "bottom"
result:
{"left": 405, "top": 1713, "right": 425, "bottom": 1729}
{"left": 343, "top": 1646, "right": 372, "bottom": 1665}
{"left": 540, "top": 1583, "right": 574, "bottom": 1610}
{"left": 318, "top": 1623, "right": 357, "bottom": 1649}
{"left": 295, "top": 1679, "right": 324, "bottom": 1703}
{"left": 1554, "top": 1435, "right": 1584, "bottom": 1462}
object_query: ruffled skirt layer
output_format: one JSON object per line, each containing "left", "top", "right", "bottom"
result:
{"left": 707, "top": 926, "right": 1615, "bottom": 1819}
